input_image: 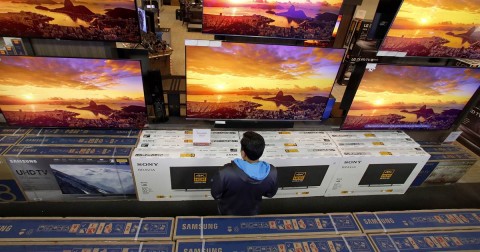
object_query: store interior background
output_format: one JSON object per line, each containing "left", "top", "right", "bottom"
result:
{"left": 0, "top": 0, "right": 479, "bottom": 217}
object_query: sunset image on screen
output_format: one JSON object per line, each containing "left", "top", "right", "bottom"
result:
{"left": 202, "top": 0, "right": 342, "bottom": 40}
{"left": 0, "top": 0, "right": 140, "bottom": 42}
{"left": 186, "top": 42, "right": 344, "bottom": 120}
{"left": 342, "top": 65, "right": 480, "bottom": 130}
{"left": 379, "top": 0, "right": 480, "bottom": 59}
{"left": 0, "top": 56, "right": 146, "bottom": 128}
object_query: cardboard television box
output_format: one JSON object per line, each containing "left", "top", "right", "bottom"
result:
{"left": 140, "top": 130, "right": 239, "bottom": 139}
{"left": 0, "top": 136, "right": 23, "bottom": 145}
{"left": 0, "top": 128, "right": 30, "bottom": 136}
{"left": 17, "top": 136, "right": 139, "bottom": 147}
{"left": 325, "top": 147, "right": 430, "bottom": 196}
{"left": 131, "top": 147, "right": 240, "bottom": 201}
{"left": 28, "top": 128, "right": 140, "bottom": 137}
{"left": 331, "top": 137, "right": 420, "bottom": 149}
{"left": 0, "top": 145, "right": 27, "bottom": 202}
{"left": 411, "top": 150, "right": 476, "bottom": 187}
{"left": 4, "top": 146, "right": 137, "bottom": 201}
{"left": 327, "top": 131, "right": 410, "bottom": 139}
{"left": 0, "top": 242, "right": 175, "bottom": 252}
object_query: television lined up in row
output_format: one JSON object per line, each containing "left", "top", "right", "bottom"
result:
{"left": 0, "top": 0, "right": 141, "bottom": 42}
{"left": 378, "top": 0, "right": 480, "bottom": 59}
{"left": 185, "top": 40, "right": 345, "bottom": 121}
{"left": 342, "top": 64, "right": 480, "bottom": 130}
{"left": 0, "top": 56, "right": 147, "bottom": 128}
{"left": 202, "top": 0, "right": 343, "bottom": 41}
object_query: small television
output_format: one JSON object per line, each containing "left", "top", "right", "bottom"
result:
{"left": 138, "top": 8, "right": 147, "bottom": 33}
{"left": 0, "top": 0, "right": 141, "bottom": 42}
{"left": 186, "top": 41, "right": 345, "bottom": 121}
{"left": 358, "top": 163, "right": 417, "bottom": 186}
{"left": 342, "top": 65, "right": 480, "bottom": 130}
{"left": 0, "top": 56, "right": 147, "bottom": 129}
{"left": 170, "top": 166, "right": 221, "bottom": 190}
{"left": 202, "top": 0, "right": 343, "bottom": 41}
{"left": 277, "top": 165, "right": 329, "bottom": 188}
{"left": 378, "top": 0, "right": 480, "bottom": 59}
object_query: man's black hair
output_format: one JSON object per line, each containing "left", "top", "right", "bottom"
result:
{"left": 241, "top": 131, "right": 265, "bottom": 161}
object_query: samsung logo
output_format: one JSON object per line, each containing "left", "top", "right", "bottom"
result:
{"left": 137, "top": 163, "right": 158, "bottom": 166}
{"left": 183, "top": 249, "right": 222, "bottom": 252}
{"left": 344, "top": 160, "right": 362, "bottom": 164}
{"left": 10, "top": 160, "right": 37, "bottom": 164}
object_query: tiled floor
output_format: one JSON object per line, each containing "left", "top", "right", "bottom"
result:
{"left": 159, "top": 6, "right": 214, "bottom": 76}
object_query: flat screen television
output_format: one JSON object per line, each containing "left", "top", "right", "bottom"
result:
{"left": 378, "top": 0, "right": 480, "bottom": 59}
{"left": 0, "top": 0, "right": 141, "bottom": 42}
{"left": 186, "top": 41, "right": 345, "bottom": 121}
{"left": 202, "top": 0, "right": 343, "bottom": 41}
{"left": 170, "top": 166, "right": 221, "bottom": 190}
{"left": 358, "top": 163, "right": 417, "bottom": 186}
{"left": 0, "top": 56, "right": 147, "bottom": 128}
{"left": 342, "top": 65, "right": 480, "bottom": 130}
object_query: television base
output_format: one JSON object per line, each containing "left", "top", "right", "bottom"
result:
{"left": 214, "top": 121, "right": 294, "bottom": 129}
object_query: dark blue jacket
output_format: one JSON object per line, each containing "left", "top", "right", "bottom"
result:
{"left": 211, "top": 161, "right": 278, "bottom": 215}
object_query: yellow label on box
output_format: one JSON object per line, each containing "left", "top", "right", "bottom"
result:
{"left": 284, "top": 143, "right": 297, "bottom": 146}
{"left": 372, "top": 142, "right": 384, "bottom": 145}
{"left": 279, "top": 131, "right": 291, "bottom": 134}
{"left": 380, "top": 151, "right": 392, "bottom": 156}
{"left": 194, "top": 173, "right": 207, "bottom": 183}
{"left": 285, "top": 149, "right": 299, "bottom": 153}
{"left": 180, "top": 153, "right": 195, "bottom": 157}
{"left": 184, "top": 139, "right": 193, "bottom": 143}
{"left": 380, "top": 169, "right": 395, "bottom": 180}
{"left": 364, "top": 133, "right": 376, "bottom": 137}
{"left": 292, "top": 172, "right": 306, "bottom": 182}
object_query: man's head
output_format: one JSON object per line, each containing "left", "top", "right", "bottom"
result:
{"left": 240, "top": 131, "right": 265, "bottom": 162}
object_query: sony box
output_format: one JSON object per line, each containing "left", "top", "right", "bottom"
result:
{"left": 28, "top": 128, "right": 140, "bottom": 137}
{"left": 354, "top": 209, "right": 480, "bottom": 233}
{"left": 176, "top": 234, "right": 376, "bottom": 252}
{"left": 332, "top": 137, "right": 420, "bottom": 149}
{"left": 5, "top": 146, "right": 136, "bottom": 201}
{"left": 0, "top": 145, "right": 27, "bottom": 202}
{"left": 0, "top": 242, "right": 174, "bottom": 252}
{"left": 325, "top": 147, "right": 430, "bottom": 196}
{"left": 328, "top": 131, "right": 410, "bottom": 139}
{"left": 174, "top": 213, "right": 362, "bottom": 240}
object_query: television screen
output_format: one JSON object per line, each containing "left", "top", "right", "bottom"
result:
{"left": 0, "top": 56, "right": 147, "bottom": 128}
{"left": 0, "top": 0, "right": 141, "bottom": 42}
{"left": 202, "top": 0, "right": 343, "bottom": 41}
{"left": 342, "top": 65, "right": 480, "bottom": 130}
{"left": 186, "top": 41, "right": 345, "bottom": 120}
{"left": 138, "top": 8, "right": 147, "bottom": 33}
{"left": 358, "top": 163, "right": 417, "bottom": 186}
{"left": 170, "top": 166, "right": 221, "bottom": 190}
{"left": 378, "top": 0, "right": 480, "bottom": 59}
{"left": 277, "top": 165, "right": 329, "bottom": 188}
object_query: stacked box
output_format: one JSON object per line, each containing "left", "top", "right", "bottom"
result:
{"left": 0, "top": 242, "right": 174, "bottom": 252}
{"left": 133, "top": 130, "right": 240, "bottom": 201}
{"left": 0, "top": 136, "right": 23, "bottom": 146}
{"left": 28, "top": 128, "right": 141, "bottom": 137}
{"left": 176, "top": 235, "right": 376, "bottom": 252}
{"left": 332, "top": 137, "right": 420, "bottom": 149}
{"left": 324, "top": 147, "right": 430, "bottom": 196}
{"left": 4, "top": 146, "right": 137, "bottom": 201}
{"left": 411, "top": 148, "right": 477, "bottom": 187}
{"left": 0, "top": 217, "right": 174, "bottom": 241}
{"left": 0, "top": 145, "right": 27, "bottom": 202}
{"left": 354, "top": 209, "right": 480, "bottom": 233}
{"left": 17, "top": 136, "right": 139, "bottom": 147}
{"left": 174, "top": 213, "right": 362, "bottom": 239}
{"left": 0, "top": 128, "right": 30, "bottom": 136}
{"left": 327, "top": 131, "right": 410, "bottom": 139}
{"left": 370, "top": 230, "right": 480, "bottom": 251}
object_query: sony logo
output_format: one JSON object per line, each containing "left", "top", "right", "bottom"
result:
{"left": 10, "top": 160, "right": 37, "bottom": 164}
{"left": 137, "top": 163, "right": 158, "bottom": 166}
{"left": 344, "top": 160, "right": 362, "bottom": 164}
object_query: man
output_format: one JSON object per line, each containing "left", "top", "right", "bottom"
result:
{"left": 211, "top": 131, "right": 278, "bottom": 215}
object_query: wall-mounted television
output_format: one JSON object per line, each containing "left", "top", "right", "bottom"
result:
{"left": 0, "top": 0, "right": 141, "bottom": 42}
{"left": 0, "top": 56, "right": 147, "bottom": 128}
{"left": 342, "top": 65, "right": 480, "bottom": 130}
{"left": 378, "top": 0, "right": 480, "bottom": 59}
{"left": 186, "top": 41, "right": 345, "bottom": 121}
{"left": 202, "top": 0, "right": 343, "bottom": 41}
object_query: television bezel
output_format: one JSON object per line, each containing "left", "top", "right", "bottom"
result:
{"left": 340, "top": 63, "right": 480, "bottom": 131}
{"left": 137, "top": 7, "right": 147, "bottom": 33}
{"left": 184, "top": 40, "right": 346, "bottom": 122}
{"left": 377, "top": 0, "right": 480, "bottom": 59}
{"left": 201, "top": 1, "right": 342, "bottom": 42}
{"left": 0, "top": 0, "right": 142, "bottom": 43}
{"left": 0, "top": 55, "right": 148, "bottom": 129}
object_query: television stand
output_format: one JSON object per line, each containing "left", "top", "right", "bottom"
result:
{"left": 214, "top": 121, "right": 294, "bottom": 129}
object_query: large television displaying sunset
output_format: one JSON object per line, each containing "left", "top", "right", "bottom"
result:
{"left": 0, "top": 56, "right": 147, "bottom": 128}
{"left": 202, "top": 0, "right": 343, "bottom": 41}
{"left": 342, "top": 65, "right": 480, "bottom": 130}
{"left": 0, "top": 0, "right": 140, "bottom": 42}
{"left": 186, "top": 41, "right": 344, "bottom": 120}
{"left": 378, "top": 0, "right": 480, "bottom": 59}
